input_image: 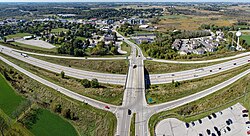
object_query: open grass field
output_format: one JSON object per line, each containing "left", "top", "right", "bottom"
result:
{"left": 1, "top": 53, "right": 124, "bottom": 105}
{"left": 149, "top": 68, "right": 250, "bottom": 135}
{"left": 146, "top": 64, "right": 250, "bottom": 104}
{"left": 51, "top": 28, "right": 69, "bottom": 33}
{"left": 12, "top": 41, "right": 57, "bottom": 52}
{"left": 0, "top": 74, "right": 24, "bottom": 117}
{"left": 31, "top": 54, "right": 129, "bottom": 74}
{"left": 157, "top": 15, "right": 235, "bottom": 31}
{"left": 30, "top": 109, "right": 78, "bottom": 136}
{"left": 0, "top": 58, "right": 117, "bottom": 136}
{"left": 6, "top": 33, "right": 32, "bottom": 39}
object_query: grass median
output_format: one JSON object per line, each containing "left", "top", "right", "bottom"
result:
{"left": 0, "top": 53, "right": 124, "bottom": 105}
{"left": 149, "top": 69, "right": 250, "bottom": 136}
{"left": 0, "top": 59, "right": 117, "bottom": 136}
{"left": 30, "top": 54, "right": 129, "bottom": 74}
{"left": 145, "top": 60, "right": 225, "bottom": 74}
{"left": 146, "top": 64, "right": 250, "bottom": 104}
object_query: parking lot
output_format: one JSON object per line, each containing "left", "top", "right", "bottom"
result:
{"left": 15, "top": 39, "right": 55, "bottom": 49}
{"left": 156, "top": 103, "right": 249, "bottom": 136}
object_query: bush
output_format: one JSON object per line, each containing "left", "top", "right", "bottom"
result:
{"left": 60, "top": 71, "right": 65, "bottom": 78}
{"left": 91, "top": 78, "right": 99, "bottom": 88}
{"left": 81, "top": 79, "right": 91, "bottom": 88}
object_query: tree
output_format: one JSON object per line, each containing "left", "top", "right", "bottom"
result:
{"left": 91, "top": 78, "right": 99, "bottom": 88}
{"left": 81, "top": 79, "right": 91, "bottom": 88}
{"left": 3, "top": 37, "right": 6, "bottom": 43}
{"left": 60, "top": 71, "right": 65, "bottom": 78}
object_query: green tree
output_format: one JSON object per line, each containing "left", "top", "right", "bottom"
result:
{"left": 0, "top": 116, "right": 9, "bottom": 136}
{"left": 60, "top": 71, "right": 65, "bottom": 78}
{"left": 81, "top": 79, "right": 91, "bottom": 88}
{"left": 91, "top": 78, "right": 99, "bottom": 88}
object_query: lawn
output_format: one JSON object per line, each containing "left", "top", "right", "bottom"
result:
{"left": 242, "top": 35, "right": 250, "bottom": 45}
{"left": 12, "top": 42, "right": 57, "bottom": 52}
{"left": 30, "top": 109, "right": 78, "bottom": 136}
{"left": 76, "top": 36, "right": 86, "bottom": 41}
{"left": 6, "top": 33, "right": 32, "bottom": 39}
{"left": 0, "top": 74, "right": 24, "bottom": 117}
{"left": 51, "top": 28, "right": 69, "bottom": 33}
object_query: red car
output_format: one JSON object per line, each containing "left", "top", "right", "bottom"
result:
{"left": 105, "top": 106, "right": 110, "bottom": 109}
{"left": 247, "top": 130, "right": 250, "bottom": 135}
{"left": 248, "top": 60, "right": 250, "bottom": 62}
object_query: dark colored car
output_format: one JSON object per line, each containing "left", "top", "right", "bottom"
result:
{"left": 207, "top": 129, "right": 211, "bottom": 135}
{"left": 210, "top": 70, "right": 213, "bottom": 72}
{"left": 199, "top": 134, "right": 203, "bottom": 136}
{"left": 185, "top": 123, "right": 189, "bottom": 128}
{"left": 128, "top": 109, "right": 132, "bottom": 115}
{"left": 226, "top": 126, "right": 231, "bottom": 131}
{"left": 208, "top": 115, "right": 212, "bottom": 120}
{"left": 243, "top": 109, "right": 249, "bottom": 113}
{"left": 219, "top": 68, "right": 222, "bottom": 70}
{"left": 212, "top": 113, "right": 217, "bottom": 118}
{"left": 243, "top": 114, "right": 249, "bottom": 117}
{"left": 234, "top": 63, "right": 236, "bottom": 65}
{"left": 246, "top": 121, "right": 250, "bottom": 124}
{"left": 228, "top": 119, "right": 233, "bottom": 124}
{"left": 191, "top": 121, "right": 195, "bottom": 126}
{"left": 198, "top": 119, "right": 202, "bottom": 124}
{"left": 133, "top": 65, "right": 137, "bottom": 69}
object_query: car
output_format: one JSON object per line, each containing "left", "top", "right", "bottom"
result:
{"left": 194, "top": 75, "right": 198, "bottom": 77}
{"left": 128, "top": 109, "right": 132, "bottom": 115}
{"left": 243, "top": 114, "right": 249, "bottom": 117}
{"left": 210, "top": 70, "right": 213, "bottom": 72}
{"left": 185, "top": 122, "right": 189, "bottom": 128}
{"left": 198, "top": 119, "right": 202, "bottom": 124}
{"left": 207, "top": 129, "right": 211, "bottom": 135}
{"left": 247, "top": 130, "right": 250, "bottom": 135}
{"left": 228, "top": 119, "right": 233, "bottom": 124}
{"left": 226, "top": 120, "right": 230, "bottom": 125}
{"left": 211, "top": 133, "right": 216, "bottom": 136}
{"left": 243, "top": 109, "right": 249, "bottom": 113}
{"left": 146, "top": 57, "right": 152, "bottom": 60}
{"left": 198, "top": 134, "right": 203, "bottom": 136}
{"left": 214, "top": 126, "right": 219, "bottom": 132}
{"left": 208, "top": 115, "right": 212, "bottom": 120}
{"left": 105, "top": 106, "right": 110, "bottom": 109}
{"left": 246, "top": 126, "right": 250, "bottom": 131}
{"left": 246, "top": 121, "right": 250, "bottom": 124}
{"left": 171, "top": 74, "right": 175, "bottom": 76}
{"left": 234, "top": 63, "right": 237, "bottom": 65}
{"left": 219, "top": 68, "right": 222, "bottom": 70}
{"left": 21, "top": 53, "right": 28, "bottom": 57}
{"left": 226, "top": 126, "right": 231, "bottom": 131}
{"left": 133, "top": 64, "right": 137, "bottom": 69}
{"left": 212, "top": 113, "right": 217, "bottom": 118}
{"left": 138, "top": 55, "right": 140, "bottom": 57}
{"left": 191, "top": 121, "right": 195, "bottom": 126}
{"left": 248, "top": 60, "right": 250, "bottom": 62}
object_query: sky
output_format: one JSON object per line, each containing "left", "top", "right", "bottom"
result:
{"left": 0, "top": 0, "right": 249, "bottom": 2}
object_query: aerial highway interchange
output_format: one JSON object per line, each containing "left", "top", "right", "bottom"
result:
{"left": 0, "top": 30, "right": 250, "bottom": 136}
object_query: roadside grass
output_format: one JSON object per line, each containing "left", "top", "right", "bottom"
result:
{"left": 12, "top": 41, "right": 57, "bottom": 52}
{"left": 145, "top": 60, "right": 224, "bottom": 74}
{"left": 51, "top": 28, "right": 69, "bottom": 33}
{"left": 130, "top": 113, "right": 136, "bottom": 136}
{"left": 1, "top": 53, "right": 124, "bottom": 105}
{"left": 146, "top": 64, "right": 250, "bottom": 104}
{"left": 0, "top": 59, "right": 117, "bottom": 136}
{"left": 121, "top": 42, "right": 131, "bottom": 56}
{"left": 6, "top": 33, "right": 32, "bottom": 39}
{"left": 29, "top": 108, "right": 78, "bottom": 136}
{"left": 149, "top": 71, "right": 250, "bottom": 135}
{"left": 76, "top": 36, "right": 86, "bottom": 41}
{"left": 30, "top": 54, "right": 129, "bottom": 74}
{"left": 242, "top": 35, "right": 250, "bottom": 45}
{"left": 0, "top": 74, "right": 24, "bottom": 117}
